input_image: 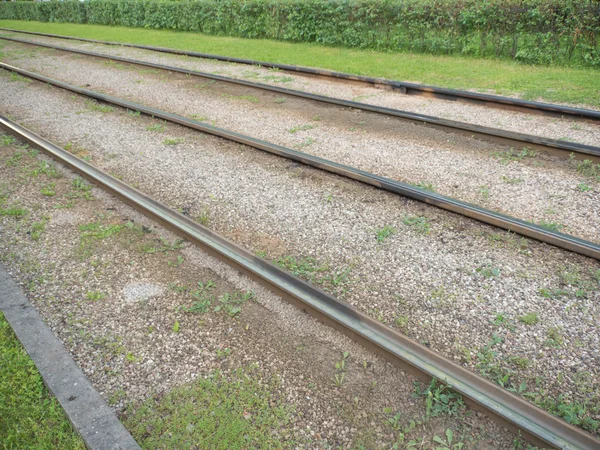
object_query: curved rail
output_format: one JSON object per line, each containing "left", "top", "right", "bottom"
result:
{"left": 2, "top": 35, "right": 600, "bottom": 163}
{"left": 2, "top": 115, "right": 600, "bottom": 449}
{"left": 2, "top": 61, "right": 599, "bottom": 261}
{"left": 1, "top": 26, "right": 600, "bottom": 123}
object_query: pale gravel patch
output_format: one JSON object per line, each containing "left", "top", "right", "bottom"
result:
{"left": 2, "top": 43, "right": 599, "bottom": 244}
{"left": 122, "top": 281, "right": 164, "bottom": 303}
{"left": 2, "top": 31, "right": 600, "bottom": 146}
{"left": 0, "top": 141, "right": 521, "bottom": 449}
{"left": 1, "top": 74, "right": 599, "bottom": 433}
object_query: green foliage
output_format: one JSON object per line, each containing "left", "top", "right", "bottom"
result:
{"left": 0, "top": 312, "right": 85, "bottom": 449}
{"left": 2, "top": 0, "right": 600, "bottom": 68}
{"left": 413, "top": 379, "right": 465, "bottom": 419}
{"left": 123, "top": 368, "right": 292, "bottom": 449}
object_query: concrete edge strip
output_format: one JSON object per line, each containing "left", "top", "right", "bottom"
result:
{"left": 0, "top": 263, "right": 141, "bottom": 450}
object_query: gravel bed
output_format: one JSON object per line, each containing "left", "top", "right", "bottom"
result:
{"left": 1, "top": 73, "right": 598, "bottom": 437}
{"left": 1, "top": 40, "right": 599, "bottom": 245}
{"left": 0, "top": 139, "right": 521, "bottom": 448}
{"left": 1, "top": 30, "right": 599, "bottom": 147}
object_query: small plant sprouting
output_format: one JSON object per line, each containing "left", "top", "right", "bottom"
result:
{"left": 173, "top": 321, "right": 181, "bottom": 332}
{"left": 537, "top": 220, "right": 565, "bottom": 232}
{"left": 433, "top": 429, "right": 464, "bottom": 450}
{"left": 411, "top": 181, "right": 436, "bottom": 192}
{"left": 332, "top": 351, "right": 349, "bottom": 387}
{"left": 274, "top": 97, "right": 287, "bottom": 104}
{"left": 375, "top": 225, "right": 396, "bottom": 243}
{"left": 577, "top": 183, "right": 592, "bottom": 192}
{"left": 85, "top": 99, "right": 114, "bottom": 113}
{"left": 215, "top": 347, "right": 231, "bottom": 359}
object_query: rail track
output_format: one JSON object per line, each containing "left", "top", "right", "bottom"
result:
{"left": 1, "top": 114, "right": 599, "bottom": 450}
{"left": 2, "top": 61, "right": 599, "bottom": 261}
{"left": 2, "top": 27, "right": 600, "bottom": 124}
{"left": 2, "top": 35, "right": 599, "bottom": 163}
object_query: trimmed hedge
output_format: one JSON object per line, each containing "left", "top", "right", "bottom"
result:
{"left": 1, "top": 0, "right": 599, "bottom": 68}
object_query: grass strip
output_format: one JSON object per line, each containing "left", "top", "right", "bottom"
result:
{"left": 0, "top": 20, "right": 599, "bottom": 108}
{"left": 0, "top": 311, "right": 85, "bottom": 449}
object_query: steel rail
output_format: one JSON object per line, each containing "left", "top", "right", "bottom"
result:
{"left": 1, "top": 26, "right": 600, "bottom": 123}
{"left": 2, "top": 115, "right": 599, "bottom": 450}
{"left": 2, "top": 62, "right": 599, "bottom": 262}
{"left": 2, "top": 35, "right": 600, "bottom": 163}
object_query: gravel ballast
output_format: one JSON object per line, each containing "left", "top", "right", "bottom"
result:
{"left": 0, "top": 138, "right": 525, "bottom": 448}
{"left": 1, "top": 70, "right": 599, "bottom": 438}
{"left": 1, "top": 38, "right": 599, "bottom": 245}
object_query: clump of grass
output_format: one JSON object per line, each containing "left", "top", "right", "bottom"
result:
{"left": 410, "top": 181, "right": 436, "bottom": 192}
{"left": 124, "top": 368, "right": 292, "bottom": 448}
{"left": 517, "top": 312, "right": 539, "bottom": 325}
{"left": 85, "top": 291, "right": 106, "bottom": 301}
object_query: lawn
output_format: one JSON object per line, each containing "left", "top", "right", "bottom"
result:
{"left": 1, "top": 20, "right": 599, "bottom": 109}
{"left": 0, "top": 312, "right": 85, "bottom": 450}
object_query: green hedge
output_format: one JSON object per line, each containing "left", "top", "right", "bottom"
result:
{"left": 1, "top": 0, "right": 599, "bottom": 68}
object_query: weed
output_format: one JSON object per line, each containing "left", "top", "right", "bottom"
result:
{"left": 274, "top": 97, "right": 287, "bottom": 104}
{"left": 162, "top": 137, "right": 184, "bottom": 146}
{"left": 375, "top": 225, "right": 395, "bottom": 243}
{"left": 395, "top": 315, "right": 409, "bottom": 330}
{"left": 275, "top": 255, "right": 328, "bottom": 281}
{"left": 28, "top": 161, "right": 61, "bottom": 179}
{"left": 413, "top": 379, "right": 465, "bottom": 418}
{"left": 142, "top": 238, "right": 183, "bottom": 254}
{"left": 536, "top": 220, "right": 565, "bottom": 232}
{"left": 146, "top": 123, "right": 166, "bottom": 132}
{"left": 215, "top": 348, "right": 231, "bottom": 359}
{"left": 168, "top": 255, "right": 184, "bottom": 267}
{"left": 0, "top": 204, "right": 28, "bottom": 218}
{"left": 195, "top": 207, "right": 210, "bottom": 226}
{"left": 214, "top": 291, "right": 253, "bottom": 317}
{"left": 493, "top": 147, "right": 538, "bottom": 165}
{"left": 518, "top": 312, "right": 539, "bottom": 325}
{"left": 2, "top": 134, "right": 16, "bottom": 146}
{"left": 295, "top": 137, "right": 315, "bottom": 149}
{"left": 475, "top": 264, "right": 500, "bottom": 278}
{"left": 72, "top": 177, "right": 92, "bottom": 193}
{"left": 172, "top": 321, "right": 181, "bottom": 332}
{"left": 9, "top": 72, "right": 32, "bottom": 83}
{"left": 411, "top": 181, "right": 436, "bottom": 192}
{"left": 312, "top": 115, "right": 321, "bottom": 121}
{"left": 577, "top": 183, "right": 592, "bottom": 192}
{"left": 479, "top": 185, "right": 491, "bottom": 199}
{"left": 402, "top": 215, "right": 431, "bottom": 234}
{"left": 5, "top": 151, "right": 22, "bottom": 167}
{"left": 127, "top": 109, "right": 141, "bottom": 118}
{"left": 85, "top": 291, "right": 106, "bottom": 301}
{"left": 534, "top": 394, "right": 599, "bottom": 432}
{"left": 545, "top": 327, "right": 564, "bottom": 348}
{"left": 221, "top": 93, "right": 259, "bottom": 103}
{"left": 261, "top": 74, "right": 294, "bottom": 83}
{"left": 85, "top": 99, "right": 114, "bottom": 113}
{"left": 491, "top": 313, "right": 515, "bottom": 331}
{"left": 433, "top": 429, "right": 464, "bottom": 450}
{"left": 40, "top": 183, "right": 56, "bottom": 197}
{"left": 29, "top": 217, "right": 48, "bottom": 240}
{"left": 501, "top": 176, "right": 523, "bottom": 184}
{"left": 572, "top": 158, "right": 600, "bottom": 179}
{"left": 288, "top": 124, "right": 315, "bottom": 134}
{"left": 508, "top": 356, "right": 531, "bottom": 369}
{"left": 79, "top": 222, "right": 124, "bottom": 240}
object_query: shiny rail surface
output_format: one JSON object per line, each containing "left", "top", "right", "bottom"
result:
{"left": 2, "top": 61, "right": 599, "bottom": 262}
{"left": 1, "top": 33, "right": 599, "bottom": 163}
{"left": 1, "top": 27, "right": 600, "bottom": 122}
{"left": 2, "top": 115, "right": 599, "bottom": 449}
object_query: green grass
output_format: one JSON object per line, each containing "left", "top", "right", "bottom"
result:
{"left": 123, "top": 368, "right": 292, "bottom": 449}
{"left": 2, "top": 20, "right": 599, "bottom": 108}
{"left": 0, "top": 312, "right": 85, "bottom": 449}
